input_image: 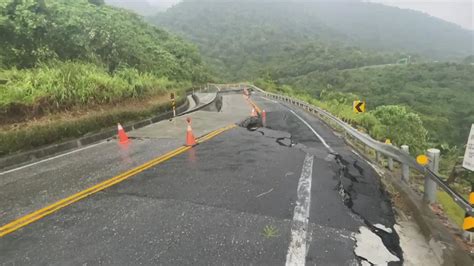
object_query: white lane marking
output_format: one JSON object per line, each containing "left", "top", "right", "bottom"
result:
{"left": 288, "top": 109, "right": 333, "bottom": 153}
{"left": 286, "top": 153, "right": 314, "bottom": 266}
{"left": 259, "top": 96, "right": 333, "bottom": 152}
{"left": 0, "top": 141, "right": 107, "bottom": 175}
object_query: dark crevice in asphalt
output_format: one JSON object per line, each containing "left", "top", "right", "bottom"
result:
{"left": 239, "top": 116, "right": 262, "bottom": 130}
{"left": 240, "top": 116, "right": 296, "bottom": 148}
{"left": 357, "top": 256, "right": 374, "bottom": 266}
{"left": 275, "top": 137, "right": 294, "bottom": 147}
{"left": 334, "top": 154, "right": 403, "bottom": 265}
{"left": 239, "top": 109, "right": 403, "bottom": 264}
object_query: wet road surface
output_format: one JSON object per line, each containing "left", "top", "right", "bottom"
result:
{"left": 0, "top": 93, "right": 402, "bottom": 265}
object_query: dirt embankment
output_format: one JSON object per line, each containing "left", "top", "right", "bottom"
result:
{"left": 0, "top": 93, "right": 182, "bottom": 156}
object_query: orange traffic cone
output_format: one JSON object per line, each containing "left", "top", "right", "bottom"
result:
{"left": 117, "top": 123, "right": 129, "bottom": 144}
{"left": 262, "top": 110, "right": 267, "bottom": 125}
{"left": 186, "top": 117, "right": 197, "bottom": 146}
{"left": 251, "top": 107, "right": 258, "bottom": 117}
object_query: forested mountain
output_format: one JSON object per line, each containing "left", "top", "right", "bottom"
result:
{"left": 0, "top": 0, "right": 205, "bottom": 80}
{"left": 151, "top": 0, "right": 473, "bottom": 80}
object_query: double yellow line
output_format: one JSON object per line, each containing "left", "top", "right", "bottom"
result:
{"left": 0, "top": 124, "right": 236, "bottom": 238}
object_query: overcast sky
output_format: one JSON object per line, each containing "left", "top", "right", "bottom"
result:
{"left": 146, "top": 0, "right": 473, "bottom": 30}
{"left": 368, "top": 0, "right": 473, "bottom": 30}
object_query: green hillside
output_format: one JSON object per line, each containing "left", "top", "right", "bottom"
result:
{"left": 283, "top": 63, "right": 474, "bottom": 147}
{"left": 0, "top": 0, "right": 208, "bottom": 120}
{"left": 151, "top": 0, "right": 473, "bottom": 78}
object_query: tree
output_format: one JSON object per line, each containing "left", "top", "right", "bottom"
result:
{"left": 372, "top": 105, "right": 428, "bottom": 154}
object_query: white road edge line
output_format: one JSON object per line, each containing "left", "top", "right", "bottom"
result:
{"left": 288, "top": 110, "right": 333, "bottom": 153}
{"left": 286, "top": 153, "right": 314, "bottom": 266}
{"left": 258, "top": 95, "right": 333, "bottom": 152}
{"left": 0, "top": 141, "right": 107, "bottom": 175}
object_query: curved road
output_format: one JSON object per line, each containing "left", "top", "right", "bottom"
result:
{"left": 0, "top": 92, "right": 402, "bottom": 265}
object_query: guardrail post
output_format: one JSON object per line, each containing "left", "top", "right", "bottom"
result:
{"left": 375, "top": 151, "right": 381, "bottom": 164}
{"left": 401, "top": 145, "right": 410, "bottom": 182}
{"left": 424, "top": 148, "right": 440, "bottom": 204}
{"left": 388, "top": 156, "right": 394, "bottom": 171}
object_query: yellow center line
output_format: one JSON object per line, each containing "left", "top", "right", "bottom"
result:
{"left": 0, "top": 124, "right": 236, "bottom": 238}
{"left": 248, "top": 98, "right": 262, "bottom": 114}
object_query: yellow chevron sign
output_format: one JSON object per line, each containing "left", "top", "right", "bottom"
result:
{"left": 353, "top": 100, "right": 366, "bottom": 113}
{"left": 463, "top": 188, "right": 474, "bottom": 232}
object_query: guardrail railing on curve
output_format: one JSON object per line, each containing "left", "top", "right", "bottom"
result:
{"left": 208, "top": 83, "right": 473, "bottom": 219}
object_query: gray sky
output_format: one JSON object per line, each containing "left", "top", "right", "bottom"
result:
{"left": 146, "top": 0, "right": 473, "bottom": 30}
{"left": 368, "top": 0, "right": 473, "bottom": 30}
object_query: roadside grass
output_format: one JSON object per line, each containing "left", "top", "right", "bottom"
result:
{"left": 0, "top": 94, "right": 187, "bottom": 156}
{"left": 0, "top": 61, "right": 195, "bottom": 156}
{"left": 437, "top": 191, "right": 466, "bottom": 227}
{"left": 0, "top": 61, "right": 188, "bottom": 123}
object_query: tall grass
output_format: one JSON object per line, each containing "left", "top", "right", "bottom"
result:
{"left": 0, "top": 61, "right": 187, "bottom": 119}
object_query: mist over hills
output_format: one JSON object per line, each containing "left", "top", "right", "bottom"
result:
{"left": 150, "top": 0, "right": 473, "bottom": 63}
{"left": 105, "top": 0, "right": 170, "bottom": 15}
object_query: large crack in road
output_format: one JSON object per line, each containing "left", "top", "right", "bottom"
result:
{"left": 240, "top": 109, "right": 403, "bottom": 265}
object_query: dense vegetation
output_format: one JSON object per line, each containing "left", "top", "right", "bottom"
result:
{"left": 0, "top": 0, "right": 206, "bottom": 80}
{"left": 0, "top": 0, "right": 208, "bottom": 122}
{"left": 281, "top": 63, "right": 474, "bottom": 148}
{"left": 151, "top": 0, "right": 473, "bottom": 80}
{"left": 0, "top": 62, "right": 184, "bottom": 122}
{"left": 255, "top": 79, "right": 429, "bottom": 154}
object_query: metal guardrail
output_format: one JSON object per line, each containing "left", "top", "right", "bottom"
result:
{"left": 209, "top": 83, "right": 473, "bottom": 217}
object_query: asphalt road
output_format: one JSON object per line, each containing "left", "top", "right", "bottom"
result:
{"left": 0, "top": 92, "right": 402, "bottom": 265}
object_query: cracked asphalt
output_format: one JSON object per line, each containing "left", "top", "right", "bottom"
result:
{"left": 0, "top": 92, "right": 402, "bottom": 265}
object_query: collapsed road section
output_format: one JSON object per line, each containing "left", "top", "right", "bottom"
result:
{"left": 239, "top": 106, "right": 403, "bottom": 265}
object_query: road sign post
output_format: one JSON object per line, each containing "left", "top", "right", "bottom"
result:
{"left": 170, "top": 92, "right": 176, "bottom": 117}
{"left": 424, "top": 148, "right": 440, "bottom": 204}
{"left": 462, "top": 124, "right": 474, "bottom": 171}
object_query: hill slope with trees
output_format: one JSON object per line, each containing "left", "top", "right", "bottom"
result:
{"left": 151, "top": 0, "right": 473, "bottom": 77}
{"left": 0, "top": 0, "right": 208, "bottom": 154}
